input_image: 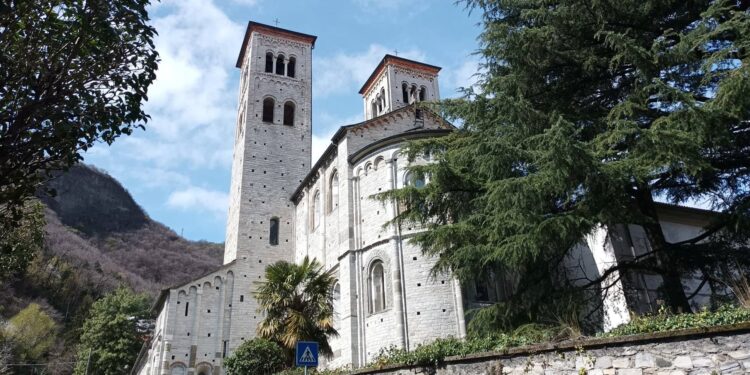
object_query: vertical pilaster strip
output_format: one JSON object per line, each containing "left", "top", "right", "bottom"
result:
{"left": 386, "top": 159, "right": 407, "bottom": 349}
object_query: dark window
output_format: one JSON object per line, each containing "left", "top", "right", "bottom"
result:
{"left": 416, "top": 109, "right": 423, "bottom": 119}
{"left": 283, "top": 102, "right": 295, "bottom": 126}
{"left": 265, "top": 52, "right": 273, "bottom": 73}
{"left": 269, "top": 218, "right": 279, "bottom": 245}
{"left": 369, "top": 261, "right": 386, "bottom": 313}
{"left": 222, "top": 341, "right": 228, "bottom": 358}
{"left": 419, "top": 87, "right": 426, "bottom": 101}
{"left": 328, "top": 171, "right": 339, "bottom": 213}
{"left": 405, "top": 171, "right": 425, "bottom": 188}
{"left": 475, "top": 281, "right": 489, "bottom": 301}
{"left": 402, "top": 83, "right": 409, "bottom": 103}
{"left": 240, "top": 295, "right": 244, "bottom": 302}
{"left": 185, "top": 302, "right": 189, "bottom": 317}
{"left": 262, "top": 98, "right": 274, "bottom": 123}
{"left": 275, "top": 54, "right": 285, "bottom": 75}
{"left": 287, "top": 57, "right": 296, "bottom": 78}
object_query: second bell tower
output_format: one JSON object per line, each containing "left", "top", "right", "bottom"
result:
{"left": 224, "top": 22, "right": 316, "bottom": 265}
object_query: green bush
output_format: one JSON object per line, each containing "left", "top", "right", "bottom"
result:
{"left": 225, "top": 338, "right": 286, "bottom": 375}
{"left": 274, "top": 367, "right": 350, "bottom": 375}
{"left": 367, "top": 306, "right": 750, "bottom": 369}
{"left": 603, "top": 305, "right": 750, "bottom": 337}
{"left": 370, "top": 324, "right": 561, "bottom": 368}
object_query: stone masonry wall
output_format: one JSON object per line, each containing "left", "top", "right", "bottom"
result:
{"left": 353, "top": 324, "right": 750, "bottom": 375}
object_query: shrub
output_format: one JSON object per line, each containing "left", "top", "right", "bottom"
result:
{"left": 274, "top": 368, "right": 350, "bottom": 375}
{"left": 603, "top": 305, "right": 750, "bottom": 337}
{"left": 370, "top": 325, "right": 561, "bottom": 368}
{"left": 225, "top": 338, "right": 286, "bottom": 375}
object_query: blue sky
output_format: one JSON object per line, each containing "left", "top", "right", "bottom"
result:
{"left": 84, "top": 0, "right": 483, "bottom": 242}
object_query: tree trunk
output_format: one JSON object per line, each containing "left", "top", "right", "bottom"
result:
{"left": 635, "top": 185, "right": 693, "bottom": 313}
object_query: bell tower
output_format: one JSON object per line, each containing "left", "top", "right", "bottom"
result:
{"left": 224, "top": 22, "right": 316, "bottom": 265}
{"left": 359, "top": 54, "right": 441, "bottom": 120}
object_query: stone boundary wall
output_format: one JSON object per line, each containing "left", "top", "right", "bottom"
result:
{"left": 353, "top": 323, "right": 750, "bottom": 375}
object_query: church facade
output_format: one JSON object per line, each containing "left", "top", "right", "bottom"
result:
{"left": 133, "top": 22, "right": 715, "bottom": 375}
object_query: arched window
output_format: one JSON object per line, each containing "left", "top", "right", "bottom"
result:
{"left": 170, "top": 364, "right": 187, "bottom": 375}
{"left": 283, "top": 102, "right": 295, "bottom": 126}
{"left": 404, "top": 171, "right": 425, "bottom": 188}
{"left": 287, "top": 56, "right": 296, "bottom": 78}
{"left": 262, "top": 98, "right": 274, "bottom": 123}
{"left": 275, "top": 54, "right": 285, "bottom": 75}
{"left": 369, "top": 261, "right": 386, "bottom": 313}
{"left": 328, "top": 171, "right": 339, "bottom": 213}
{"left": 409, "top": 85, "right": 417, "bottom": 103}
{"left": 402, "top": 83, "right": 409, "bottom": 103}
{"left": 269, "top": 218, "right": 279, "bottom": 245}
{"left": 380, "top": 87, "right": 386, "bottom": 111}
{"left": 265, "top": 52, "right": 273, "bottom": 73}
{"left": 371, "top": 101, "right": 377, "bottom": 118}
{"left": 333, "top": 282, "right": 341, "bottom": 301}
{"left": 312, "top": 190, "right": 321, "bottom": 230}
{"left": 474, "top": 280, "right": 490, "bottom": 302}
{"left": 419, "top": 86, "right": 426, "bottom": 101}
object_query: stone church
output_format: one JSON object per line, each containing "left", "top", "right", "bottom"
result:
{"left": 133, "top": 21, "right": 715, "bottom": 375}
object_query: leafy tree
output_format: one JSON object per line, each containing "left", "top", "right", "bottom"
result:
{"left": 0, "top": 200, "right": 44, "bottom": 280}
{"left": 383, "top": 0, "right": 750, "bottom": 331}
{"left": 224, "top": 338, "right": 286, "bottom": 375}
{"left": 73, "top": 287, "right": 151, "bottom": 375}
{"left": 2, "top": 303, "right": 57, "bottom": 362}
{"left": 0, "top": 0, "right": 158, "bottom": 226}
{"left": 255, "top": 256, "right": 338, "bottom": 360}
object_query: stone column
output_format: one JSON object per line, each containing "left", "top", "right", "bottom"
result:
{"left": 386, "top": 159, "right": 407, "bottom": 349}
{"left": 452, "top": 279, "right": 467, "bottom": 338}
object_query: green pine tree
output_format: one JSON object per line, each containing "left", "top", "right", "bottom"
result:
{"left": 382, "top": 0, "right": 750, "bottom": 332}
{"left": 74, "top": 287, "right": 151, "bottom": 375}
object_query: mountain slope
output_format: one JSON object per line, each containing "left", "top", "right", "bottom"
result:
{"left": 0, "top": 164, "right": 224, "bottom": 374}
{"left": 38, "top": 164, "right": 224, "bottom": 293}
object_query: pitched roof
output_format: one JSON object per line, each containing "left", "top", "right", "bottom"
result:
{"left": 236, "top": 21, "right": 318, "bottom": 68}
{"left": 358, "top": 54, "right": 442, "bottom": 95}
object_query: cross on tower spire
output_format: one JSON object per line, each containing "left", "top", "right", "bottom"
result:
{"left": 393, "top": 49, "right": 399, "bottom": 56}
{"left": 273, "top": 18, "right": 280, "bottom": 26}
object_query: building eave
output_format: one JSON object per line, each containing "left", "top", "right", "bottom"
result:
{"left": 236, "top": 21, "right": 317, "bottom": 69}
{"left": 348, "top": 128, "right": 453, "bottom": 165}
{"left": 289, "top": 105, "right": 453, "bottom": 203}
{"left": 358, "top": 54, "right": 442, "bottom": 95}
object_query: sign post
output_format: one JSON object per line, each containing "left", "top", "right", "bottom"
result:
{"left": 295, "top": 341, "right": 319, "bottom": 375}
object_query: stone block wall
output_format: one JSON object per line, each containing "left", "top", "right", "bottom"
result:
{"left": 353, "top": 324, "right": 750, "bottom": 375}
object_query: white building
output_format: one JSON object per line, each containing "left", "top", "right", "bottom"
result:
{"left": 133, "top": 21, "right": 715, "bottom": 375}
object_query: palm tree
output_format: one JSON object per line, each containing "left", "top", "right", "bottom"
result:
{"left": 254, "top": 256, "right": 339, "bottom": 359}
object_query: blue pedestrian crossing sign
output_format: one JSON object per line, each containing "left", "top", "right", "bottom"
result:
{"left": 295, "top": 341, "right": 319, "bottom": 367}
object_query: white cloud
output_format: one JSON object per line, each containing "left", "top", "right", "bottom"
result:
{"left": 353, "top": 0, "right": 428, "bottom": 14}
{"left": 441, "top": 58, "right": 484, "bottom": 98}
{"left": 167, "top": 186, "right": 228, "bottom": 217}
{"left": 311, "top": 111, "right": 362, "bottom": 163}
{"left": 311, "top": 133, "right": 333, "bottom": 166}
{"left": 314, "top": 44, "right": 426, "bottom": 98}
{"left": 231, "top": 0, "right": 258, "bottom": 5}
{"left": 110, "top": 0, "right": 244, "bottom": 170}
